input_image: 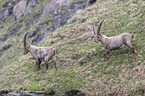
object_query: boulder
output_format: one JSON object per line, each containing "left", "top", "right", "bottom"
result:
{"left": 13, "top": 0, "right": 27, "bottom": 19}
{"left": 0, "top": 8, "right": 9, "bottom": 20}
{"left": 45, "top": 0, "right": 72, "bottom": 14}
{"left": 13, "top": 0, "right": 39, "bottom": 19}
{"left": 3, "top": 8, "right": 9, "bottom": 18}
{"left": 24, "top": 0, "right": 39, "bottom": 15}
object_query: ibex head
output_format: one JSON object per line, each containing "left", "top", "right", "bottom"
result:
{"left": 23, "top": 32, "right": 30, "bottom": 55}
{"left": 93, "top": 20, "right": 104, "bottom": 43}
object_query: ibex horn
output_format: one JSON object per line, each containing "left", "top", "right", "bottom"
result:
{"left": 23, "top": 32, "right": 29, "bottom": 47}
{"left": 97, "top": 20, "right": 104, "bottom": 35}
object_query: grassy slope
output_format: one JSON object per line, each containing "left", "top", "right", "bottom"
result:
{"left": 0, "top": 0, "right": 145, "bottom": 95}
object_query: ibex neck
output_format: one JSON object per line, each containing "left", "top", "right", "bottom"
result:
{"left": 29, "top": 45, "right": 38, "bottom": 58}
{"left": 100, "top": 35, "right": 109, "bottom": 48}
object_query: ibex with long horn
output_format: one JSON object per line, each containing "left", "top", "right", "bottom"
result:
{"left": 23, "top": 32, "right": 57, "bottom": 71}
{"left": 93, "top": 20, "right": 137, "bottom": 61}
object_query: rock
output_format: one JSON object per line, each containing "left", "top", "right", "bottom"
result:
{"left": 29, "top": 0, "right": 87, "bottom": 44}
{"left": 28, "top": 30, "right": 38, "bottom": 38}
{"left": 13, "top": 0, "right": 27, "bottom": 19}
{"left": 0, "top": 90, "right": 9, "bottom": 95}
{"left": 53, "top": 1, "right": 87, "bottom": 29}
{"left": 1, "top": 44, "right": 12, "bottom": 51}
{"left": 3, "top": 8, "right": 9, "bottom": 18}
{"left": 0, "top": 44, "right": 12, "bottom": 57}
{"left": 24, "top": 0, "right": 35, "bottom": 15}
{"left": 24, "top": 0, "right": 40, "bottom": 15}
{"left": 32, "top": 34, "right": 44, "bottom": 44}
{"left": 45, "top": 0, "right": 73, "bottom": 14}
{"left": 0, "top": 13, "right": 3, "bottom": 20}
{"left": 26, "top": 14, "right": 41, "bottom": 26}
{"left": 64, "top": 89, "right": 85, "bottom": 96}
{"left": 13, "top": 0, "right": 40, "bottom": 19}
{"left": 11, "top": 0, "right": 88, "bottom": 44}
{"left": 0, "top": 8, "right": 9, "bottom": 20}
{"left": 2, "top": 2, "right": 11, "bottom": 8}
{"left": 7, "top": 22, "right": 22, "bottom": 37}
{"left": 0, "top": 25, "right": 4, "bottom": 28}
{"left": 86, "top": 0, "right": 96, "bottom": 7}
{"left": 0, "top": 21, "right": 22, "bottom": 42}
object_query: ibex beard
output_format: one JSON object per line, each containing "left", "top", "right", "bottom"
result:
{"left": 23, "top": 32, "right": 57, "bottom": 71}
{"left": 93, "top": 20, "right": 137, "bottom": 61}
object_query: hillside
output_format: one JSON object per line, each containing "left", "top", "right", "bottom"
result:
{"left": 0, "top": 0, "right": 145, "bottom": 95}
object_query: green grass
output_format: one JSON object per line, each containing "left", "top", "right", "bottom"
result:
{"left": 0, "top": 0, "right": 145, "bottom": 95}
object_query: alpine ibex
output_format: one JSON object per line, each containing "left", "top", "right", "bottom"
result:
{"left": 23, "top": 32, "right": 57, "bottom": 71}
{"left": 93, "top": 20, "right": 137, "bottom": 61}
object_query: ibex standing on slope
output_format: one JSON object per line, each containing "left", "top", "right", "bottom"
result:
{"left": 23, "top": 32, "right": 57, "bottom": 71}
{"left": 93, "top": 20, "right": 137, "bottom": 61}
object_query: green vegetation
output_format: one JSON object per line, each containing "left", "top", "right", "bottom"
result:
{"left": 0, "top": 0, "right": 145, "bottom": 95}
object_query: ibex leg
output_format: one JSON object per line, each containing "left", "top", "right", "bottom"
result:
{"left": 126, "top": 41, "right": 137, "bottom": 53}
{"left": 105, "top": 49, "right": 110, "bottom": 61}
{"left": 36, "top": 59, "right": 41, "bottom": 71}
{"left": 52, "top": 56, "right": 57, "bottom": 69}
{"left": 45, "top": 61, "right": 49, "bottom": 71}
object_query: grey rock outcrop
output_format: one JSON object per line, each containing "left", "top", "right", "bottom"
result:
{"left": 24, "top": 0, "right": 39, "bottom": 15}
{"left": 0, "top": 8, "right": 9, "bottom": 20}
{"left": 28, "top": 0, "right": 87, "bottom": 44}
{"left": 13, "top": 0, "right": 39, "bottom": 19}
{"left": 13, "top": 0, "right": 27, "bottom": 19}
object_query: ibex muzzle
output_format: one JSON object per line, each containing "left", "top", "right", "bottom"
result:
{"left": 93, "top": 20, "right": 137, "bottom": 61}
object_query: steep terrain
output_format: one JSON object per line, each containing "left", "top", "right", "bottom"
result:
{"left": 0, "top": 0, "right": 145, "bottom": 95}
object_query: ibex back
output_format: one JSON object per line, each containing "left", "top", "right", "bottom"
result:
{"left": 93, "top": 20, "right": 137, "bottom": 61}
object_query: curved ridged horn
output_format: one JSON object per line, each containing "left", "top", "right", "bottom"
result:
{"left": 97, "top": 20, "right": 104, "bottom": 35}
{"left": 93, "top": 23, "right": 97, "bottom": 35}
{"left": 23, "top": 32, "right": 29, "bottom": 47}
